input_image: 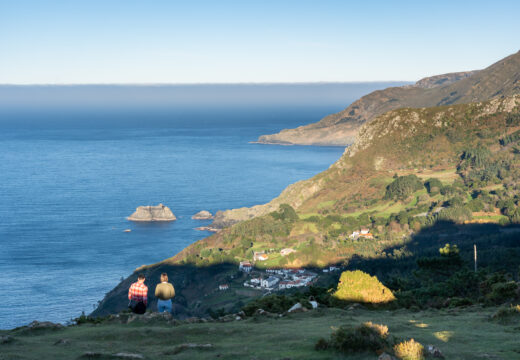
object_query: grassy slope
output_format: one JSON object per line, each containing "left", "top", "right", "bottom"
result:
{"left": 166, "top": 95, "right": 520, "bottom": 267}
{"left": 2, "top": 307, "right": 519, "bottom": 360}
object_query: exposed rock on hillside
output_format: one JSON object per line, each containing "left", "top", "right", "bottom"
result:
{"left": 127, "top": 204, "right": 176, "bottom": 222}
{"left": 257, "top": 50, "right": 520, "bottom": 146}
{"left": 412, "top": 70, "right": 479, "bottom": 89}
{"left": 192, "top": 210, "right": 214, "bottom": 220}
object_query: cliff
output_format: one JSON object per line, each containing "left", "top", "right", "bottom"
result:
{"left": 257, "top": 50, "right": 520, "bottom": 146}
{"left": 127, "top": 203, "right": 176, "bottom": 222}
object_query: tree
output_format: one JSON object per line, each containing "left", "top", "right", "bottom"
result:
{"left": 384, "top": 175, "right": 424, "bottom": 200}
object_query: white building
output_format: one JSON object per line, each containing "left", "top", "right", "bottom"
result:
{"left": 261, "top": 276, "right": 279, "bottom": 288}
{"left": 239, "top": 261, "right": 253, "bottom": 272}
{"left": 219, "top": 284, "right": 229, "bottom": 291}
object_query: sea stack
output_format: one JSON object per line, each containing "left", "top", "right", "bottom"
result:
{"left": 191, "top": 210, "right": 214, "bottom": 220}
{"left": 127, "top": 203, "right": 177, "bottom": 222}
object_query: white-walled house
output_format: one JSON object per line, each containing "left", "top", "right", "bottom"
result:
{"left": 219, "top": 284, "right": 229, "bottom": 291}
{"left": 261, "top": 276, "right": 279, "bottom": 288}
{"left": 239, "top": 261, "right": 253, "bottom": 272}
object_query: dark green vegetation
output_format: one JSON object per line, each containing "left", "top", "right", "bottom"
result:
{"left": 3, "top": 307, "right": 520, "bottom": 359}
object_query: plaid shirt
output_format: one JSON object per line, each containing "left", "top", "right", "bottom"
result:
{"left": 128, "top": 281, "right": 148, "bottom": 305}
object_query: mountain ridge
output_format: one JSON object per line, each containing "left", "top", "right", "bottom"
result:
{"left": 257, "top": 50, "right": 520, "bottom": 146}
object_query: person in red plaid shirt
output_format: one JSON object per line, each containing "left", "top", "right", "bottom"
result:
{"left": 128, "top": 274, "right": 148, "bottom": 314}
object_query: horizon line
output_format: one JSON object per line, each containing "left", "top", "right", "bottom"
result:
{"left": 0, "top": 80, "right": 415, "bottom": 87}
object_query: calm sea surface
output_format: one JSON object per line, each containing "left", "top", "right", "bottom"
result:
{"left": 0, "top": 83, "right": 405, "bottom": 328}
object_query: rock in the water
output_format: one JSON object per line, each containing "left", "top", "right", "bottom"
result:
{"left": 194, "top": 226, "right": 220, "bottom": 232}
{"left": 192, "top": 210, "right": 214, "bottom": 220}
{"left": 127, "top": 203, "right": 176, "bottom": 222}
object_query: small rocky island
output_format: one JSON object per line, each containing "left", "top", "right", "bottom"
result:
{"left": 127, "top": 203, "right": 176, "bottom": 222}
{"left": 191, "top": 210, "right": 214, "bottom": 220}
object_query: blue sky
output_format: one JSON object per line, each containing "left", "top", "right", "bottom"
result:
{"left": 1, "top": 0, "right": 519, "bottom": 84}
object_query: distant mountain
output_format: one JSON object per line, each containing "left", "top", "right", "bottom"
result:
{"left": 257, "top": 50, "right": 520, "bottom": 146}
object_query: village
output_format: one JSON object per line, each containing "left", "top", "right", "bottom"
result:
{"left": 216, "top": 261, "right": 341, "bottom": 292}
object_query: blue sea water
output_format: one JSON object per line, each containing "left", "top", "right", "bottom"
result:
{"left": 0, "top": 83, "right": 405, "bottom": 329}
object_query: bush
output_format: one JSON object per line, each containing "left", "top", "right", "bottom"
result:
{"left": 394, "top": 339, "right": 424, "bottom": 360}
{"left": 486, "top": 281, "right": 519, "bottom": 304}
{"left": 500, "top": 129, "right": 520, "bottom": 145}
{"left": 325, "top": 322, "right": 391, "bottom": 354}
{"left": 424, "top": 178, "right": 443, "bottom": 194}
{"left": 491, "top": 304, "right": 520, "bottom": 324}
{"left": 333, "top": 270, "right": 396, "bottom": 304}
{"left": 385, "top": 175, "right": 424, "bottom": 200}
{"left": 461, "top": 146, "right": 491, "bottom": 168}
{"left": 467, "top": 198, "right": 485, "bottom": 212}
{"left": 436, "top": 206, "right": 472, "bottom": 223}
{"left": 270, "top": 204, "right": 299, "bottom": 222}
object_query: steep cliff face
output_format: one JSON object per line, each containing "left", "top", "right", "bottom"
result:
{"left": 257, "top": 50, "right": 520, "bottom": 146}
{"left": 127, "top": 203, "right": 177, "bottom": 221}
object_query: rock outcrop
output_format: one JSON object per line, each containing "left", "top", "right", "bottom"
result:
{"left": 127, "top": 204, "right": 176, "bottom": 222}
{"left": 191, "top": 210, "right": 214, "bottom": 220}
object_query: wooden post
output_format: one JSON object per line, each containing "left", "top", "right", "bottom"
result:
{"left": 474, "top": 244, "right": 477, "bottom": 273}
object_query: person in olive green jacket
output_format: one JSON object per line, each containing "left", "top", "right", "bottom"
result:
{"left": 155, "top": 273, "right": 175, "bottom": 313}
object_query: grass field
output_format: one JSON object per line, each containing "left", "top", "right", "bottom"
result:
{"left": 2, "top": 306, "right": 519, "bottom": 359}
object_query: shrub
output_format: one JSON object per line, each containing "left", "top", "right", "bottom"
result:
{"left": 315, "top": 338, "right": 329, "bottom": 350}
{"left": 491, "top": 304, "right": 520, "bottom": 324}
{"left": 324, "top": 322, "right": 391, "bottom": 353}
{"left": 486, "top": 281, "right": 519, "bottom": 304}
{"left": 394, "top": 339, "right": 424, "bottom": 360}
{"left": 385, "top": 175, "right": 424, "bottom": 200}
{"left": 439, "top": 243, "right": 459, "bottom": 257}
{"left": 467, "top": 198, "right": 484, "bottom": 212}
{"left": 461, "top": 146, "right": 491, "bottom": 168}
{"left": 333, "top": 270, "right": 396, "bottom": 304}
{"left": 500, "top": 130, "right": 520, "bottom": 146}
{"left": 424, "top": 178, "right": 443, "bottom": 194}
{"left": 270, "top": 204, "right": 299, "bottom": 222}
{"left": 436, "top": 206, "right": 472, "bottom": 223}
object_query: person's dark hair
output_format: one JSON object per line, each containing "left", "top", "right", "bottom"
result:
{"left": 138, "top": 273, "right": 145, "bottom": 280}
{"left": 161, "top": 273, "right": 168, "bottom": 282}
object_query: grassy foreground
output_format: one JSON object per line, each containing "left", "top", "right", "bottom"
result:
{"left": 1, "top": 306, "right": 519, "bottom": 360}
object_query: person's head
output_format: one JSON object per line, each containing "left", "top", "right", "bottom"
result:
{"left": 137, "top": 274, "right": 145, "bottom": 283}
{"left": 160, "top": 273, "right": 168, "bottom": 282}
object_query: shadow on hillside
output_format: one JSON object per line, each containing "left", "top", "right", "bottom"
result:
{"left": 91, "top": 221, "right": 520, "bottom": 318}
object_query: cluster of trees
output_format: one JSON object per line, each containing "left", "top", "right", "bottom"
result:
{"left": 384, "top": 174, "right": 424, "bottom": 200}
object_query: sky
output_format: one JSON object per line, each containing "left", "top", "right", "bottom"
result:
{"left": 0, "top": 0, "right": 519, "bottom": 84}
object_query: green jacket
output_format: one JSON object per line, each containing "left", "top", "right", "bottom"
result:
{"left": 155, "top": 282, "right": 175, "bottom": 300}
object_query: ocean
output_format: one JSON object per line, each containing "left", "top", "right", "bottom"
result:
{"left": 0, "top": 83, "right": 406, "bottom": 328}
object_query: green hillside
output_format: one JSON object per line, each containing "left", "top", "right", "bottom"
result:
{"left": 93, "top": 95, "right": 520, "bottom": 320}
{"left": 166, "top": 95, "right": 520, "bottom": 269}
